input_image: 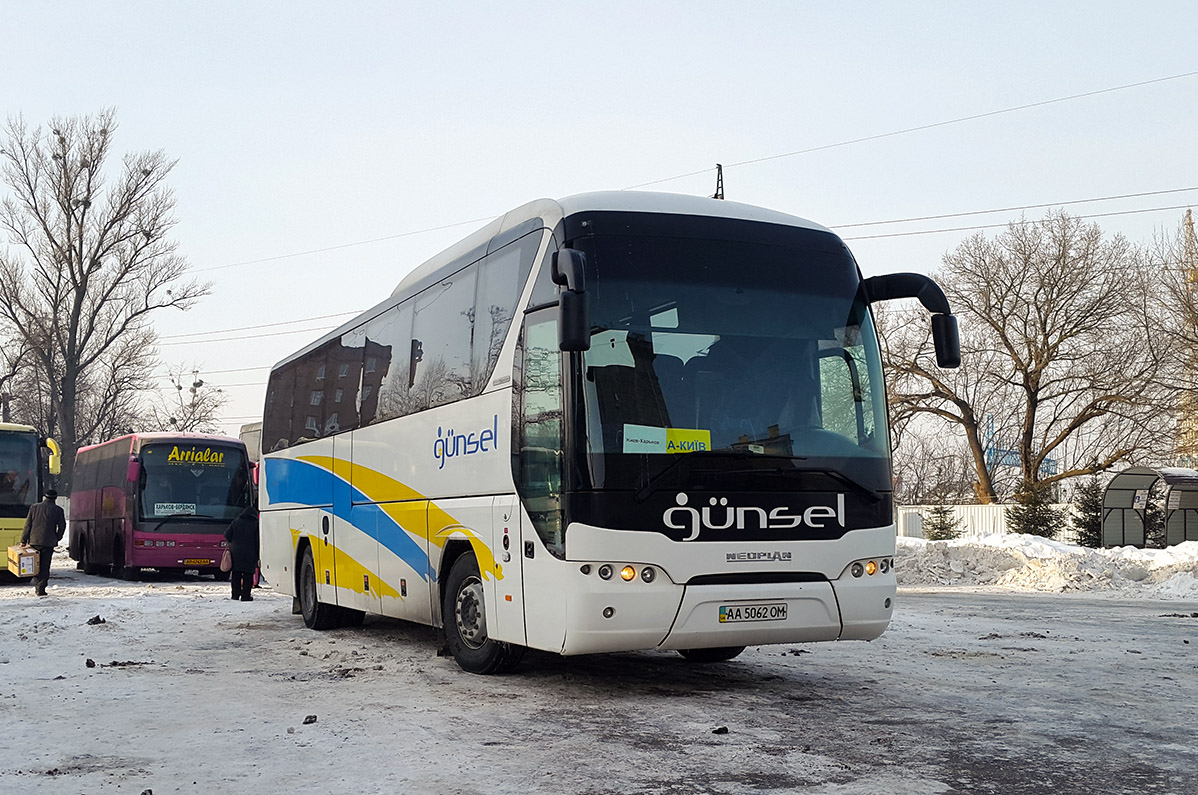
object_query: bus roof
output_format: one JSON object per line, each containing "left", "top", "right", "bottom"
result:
{"left": 75, "top": 432, "right": 244, "bottom": 455}
{"left": 270, "top": 191, "right": 833, "bottom": 372}
{"left": 0, "top": 422, "right": 38, "bottom": 434}
{"left": 394, "top": 191, "right": 827, "bottom": 300}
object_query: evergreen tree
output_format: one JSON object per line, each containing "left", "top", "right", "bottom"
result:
{"left": 1070, "top": 474, "right": 1104, "bottom": 548}
{"left": 1006, "top": 479, "right": 1065, "bottom": 538}
{"left": 923, "top": 505, "right": 962, "bottom": 541}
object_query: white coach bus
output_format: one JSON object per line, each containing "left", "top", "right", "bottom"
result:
{"left": 259, "top": 191, "right": 960, "bottom": 673}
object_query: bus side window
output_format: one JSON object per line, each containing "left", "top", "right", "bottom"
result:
{"left": 472, "top": 230, "right": 542, "bottom": 390}
{"left": 515, "top": 311, "right": 564, "bottom": 558}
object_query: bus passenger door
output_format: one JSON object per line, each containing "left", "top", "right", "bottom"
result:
{"left": 331, "top": 433, "right": 373, "bottom": 614}
{"left": 516, "top": 310, "right": 568, "bottom": 652}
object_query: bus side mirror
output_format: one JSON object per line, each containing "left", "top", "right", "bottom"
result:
{"left": 127, "top": 458, "right": 140, "bottom": 483}
{"left": 251, "top": 462, "right": 260, "bottom": 487}
{"left": 861, "top": 272, "right": 961, "bottom": 369}
{"left": 554, "top": 249, "right": 590, "bottom": 352}
{"left": 43, "top": 437, "right": 61, "bottom": 476}
{"left": 931, "top": 314, "right": 961, "bottom": 369}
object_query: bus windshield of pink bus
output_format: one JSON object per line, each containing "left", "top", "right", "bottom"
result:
{"left": 138, "top": 442, "right": 251, "bottom": 526}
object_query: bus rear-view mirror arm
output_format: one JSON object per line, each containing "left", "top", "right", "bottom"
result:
{"left": 553, "top": 249, "right": 590, "bottom": 352}
{"left": 43, "top": 437, "right": 61, "bottom": 475}
{"left": 861, "top": 272, "right": 961, "bottom": 369}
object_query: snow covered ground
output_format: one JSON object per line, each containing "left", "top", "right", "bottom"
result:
{"left": 2, "top": 537, "right": 1196, "bottom": 795}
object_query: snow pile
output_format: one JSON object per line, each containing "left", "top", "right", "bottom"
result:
{"left": 895, "top": 535, "right": 1198, "bottom": 598}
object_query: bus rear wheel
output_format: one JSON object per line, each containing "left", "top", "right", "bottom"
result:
{"left": 299, "top": 545, "right": 339, "bottom": 630}
{"left": 678, "top": 646, "right": 746, "bottom": 663}
{"left": 442, "top": 551, "right": 524, "bottom": 674}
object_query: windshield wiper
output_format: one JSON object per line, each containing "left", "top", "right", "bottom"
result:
{"left": 151, "top": 512, "right": 218, "bottom": 533}
{"left": 633, "top": 451, "right": 807, "bottom": 502}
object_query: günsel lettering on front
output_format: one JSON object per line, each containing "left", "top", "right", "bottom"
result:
{"left": 664, "top": 492, "right": 846, "bottom": 541}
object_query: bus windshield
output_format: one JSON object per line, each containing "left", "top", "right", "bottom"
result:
{"left": 138, "top": 442, "right": 251, "bottom": 526}
{"left": 0, "top": 433, "right": 38, "bottom": 512}
{"left": 576, "top": 229, "right": 891, "bottom": 494}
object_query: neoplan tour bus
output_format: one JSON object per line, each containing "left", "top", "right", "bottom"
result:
{"left": 1, "top": 423, "right": 61, "bottom": 577}
{"left": 260, "top": 191, "right": 960, "bottom": 674}
{"left": 69, "top": 433, "right": 253, "bottom": 579}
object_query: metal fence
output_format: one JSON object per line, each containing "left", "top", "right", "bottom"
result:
{"left": 898, "top": 503, "right": 1077, "bottom": 544}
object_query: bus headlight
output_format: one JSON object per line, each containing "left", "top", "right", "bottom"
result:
{"left": 620, "top": 565, "right": 637, "bottom": 582}
{"left": 865, "top": 560, "right": 878, "bottom": 576}
{"left": 598, "top": 564, "right": 613, "bottom": 580}
{"left": 641, "top": 567, "right": 656, "bottom": 583}
{"left": 851, "top": 562, "right": 864, "bottom": 578}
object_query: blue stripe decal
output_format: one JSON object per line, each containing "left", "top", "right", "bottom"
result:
{"left": 264, "top": 457, "right": 433, "bottom": 581}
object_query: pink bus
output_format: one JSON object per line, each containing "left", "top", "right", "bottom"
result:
{"left": 68, "top": 433, "right": 253, "bottom": 580}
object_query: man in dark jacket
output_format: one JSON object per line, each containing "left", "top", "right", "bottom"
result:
{"left": 223, "top": 503, "right": 260, "bottom": 602}
{"left": 22, "top": 488, "right": 67, "bottom": 596}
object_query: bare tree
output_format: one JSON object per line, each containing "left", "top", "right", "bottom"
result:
{"left": 1150, "top": 209, "right": 1198, "bottom": 463}
{"left": 881, "top": 211, "right": 1176, "bottom": 503}
{"left": 891, "top": 425, "right": 983, "bottom": 505}
{"left": 0, "top": 109, "right": 209, "bottom": 486}
{"left": 144, "top": 367, "right": 228, "bottom": 434}
{"left": 0, "top": 329, "right": 34, "bottom": 422}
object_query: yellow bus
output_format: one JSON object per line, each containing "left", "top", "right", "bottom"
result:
{"left": 0, "top": 422, "right": 61, "bottom": 578}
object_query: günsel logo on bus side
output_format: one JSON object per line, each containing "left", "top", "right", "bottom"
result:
{"left": 433, "top": 415, "right": 500, "bottom": 469}
{"left": 664, "top": 493, "right": 846, "bottom": 541}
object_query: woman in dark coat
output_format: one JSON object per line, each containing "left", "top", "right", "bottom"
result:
{"left": 223, "top": 503, "right": 260, "bottom": 601}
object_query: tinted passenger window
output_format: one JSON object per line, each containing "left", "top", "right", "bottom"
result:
{"left": 410, "top": 267, "right": 477, "bottom": 410}
{"left": 360, "top": 301, "right": 412, "bottom": 423}
{"left": 473, "top": 234, "right": 535, "bottom": 389}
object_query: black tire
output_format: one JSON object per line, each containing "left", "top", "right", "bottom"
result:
{"left": 299, "top": 545, "right": 339, "bottom": 630}
{"left": 442, "top": 551, "right": 524, "bottom": 674}
{"left": 678, "top": 646, "right": 746, "bottom": 663}
{"left": 81, "top": 534, "right": 108, "bottom": 576}
{"left": 111, "top": 539, "right": 139, "bottom": 581}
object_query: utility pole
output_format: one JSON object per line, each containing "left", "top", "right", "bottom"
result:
{"left": 1176, "top": 209, "right": 1198, "bottom": 465}
{"left": 711, "top": 164, "right": 724, "bottom": 200}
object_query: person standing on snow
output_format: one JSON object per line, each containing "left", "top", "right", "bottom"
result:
{"left": 21, "top": 488, "right": 66, "bottom": 597}
{"left": 223, "top": 501, "right": 260, "bottom": 602}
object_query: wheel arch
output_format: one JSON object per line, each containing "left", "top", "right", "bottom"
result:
{"left": 294, "top": 534, "right": 313, "bottom": 596}
{"left": 436, "top": 539, "right": 474, "bottom": 628}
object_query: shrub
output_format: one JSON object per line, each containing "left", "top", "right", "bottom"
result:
{"left": 1007, "top": 479, "right": 1065, "bottom": 538}
{"left": 922, "top": 505, "right": 962, "bottom": 541}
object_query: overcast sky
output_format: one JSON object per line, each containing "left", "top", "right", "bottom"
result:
{"left": 4, "top": 2, "right": 1197, "bottom": 436}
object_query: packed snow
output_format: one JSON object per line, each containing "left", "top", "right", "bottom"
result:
{"left": 896, "top": 534, "right": 1198, "bottom": 598}
{"left": 2, "top": 541, "right": 1196, "bottom": 794}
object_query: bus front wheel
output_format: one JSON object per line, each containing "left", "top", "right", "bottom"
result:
{"left": 299, "top": 545, "right": 339, "bottom": 630}
{"left": 678, "top": 646, "right": 746, "bottom": 663}
{"left": 111, "top": 539, "right": 139, "bottom": 581}
{"left": 81, "top": 534, "right": 108, "bottom": 576}
{"left": 442, "top": 551, "right": 524, "bottom": 675}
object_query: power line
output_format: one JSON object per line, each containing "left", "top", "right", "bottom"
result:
{"left": 151, "top": 192, "right": 1196, "bottom": 359}
{"left": 833, "top": 186, "right": 1198, "bottom": 229}
{"left": 191, "top": 217, "right": 495, "bottom": 274}
{"left": 158, "top": 311, "right": 363, "bottom": 341}
{"left": 157, "top": 325, "right": 340, "bottom": 346}
{"left": 624, "top": 70, "right": 1198, "bottom": 190}
{"left": 842, "top": 203, "right": 1194, "bottom": 241}
{"left": 179, "top": 72, "right": 1198, "bottom": 278}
